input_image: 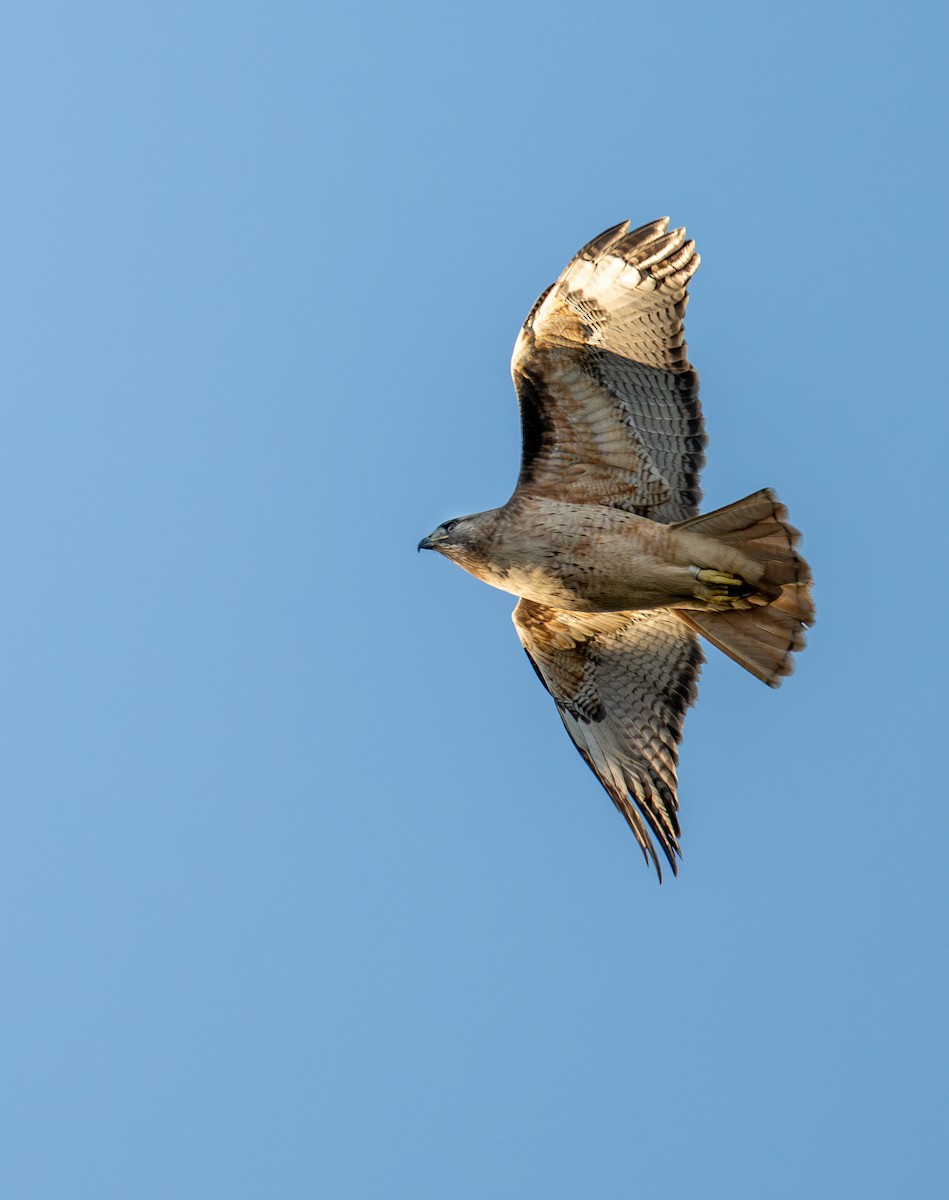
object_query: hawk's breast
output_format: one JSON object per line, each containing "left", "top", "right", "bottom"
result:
{"left": 476, "top": 499, "right": 694, "bottom": 614}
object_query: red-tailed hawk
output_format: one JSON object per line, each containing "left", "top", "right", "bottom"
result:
{"left": 419, "top": 218, "right": 813, "bottom": 879}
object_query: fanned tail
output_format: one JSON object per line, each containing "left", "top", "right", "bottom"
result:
{"left": 674, "top": 489, "right": 813, "bottom": 686}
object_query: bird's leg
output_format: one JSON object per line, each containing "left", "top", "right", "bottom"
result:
{"left": 689, "top": 566, "right": 770, "bottom": 608}
{"left": 693, "top": 568, "right": 743, "bottom": 588}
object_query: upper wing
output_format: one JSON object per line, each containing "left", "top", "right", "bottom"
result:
{"left": 511, "top": 218, "right": 706, "bottom": 523}
{"left": 513, "top": 598, "right": 703, "bottom": 879}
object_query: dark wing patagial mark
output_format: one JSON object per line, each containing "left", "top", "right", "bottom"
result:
{"left": 515, "top": 366, "right": 555, "bottom": 488}
{"left": 510, "top": 218, "right": 706, "bottom": 524}
{"left": 513, "top": 600, "right": 704, "bottom": 880}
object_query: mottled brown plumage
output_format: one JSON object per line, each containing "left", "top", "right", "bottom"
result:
{"left": 419, "top": 217, "right": 813, "bottom": 879}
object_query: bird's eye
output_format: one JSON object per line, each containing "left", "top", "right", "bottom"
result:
{"left": 444, "top": 519, "right": 459, "bottom": 534}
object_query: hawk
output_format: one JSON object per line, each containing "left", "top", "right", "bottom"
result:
{"left": 419, "top": 218, "right": 813, "bottom": 879}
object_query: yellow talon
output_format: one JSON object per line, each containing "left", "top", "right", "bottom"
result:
{"left": 695, "top": 569, "right": 745, "bottom": 587}
{"left": 691, "top": 566, "right": 763, "bottom": 608}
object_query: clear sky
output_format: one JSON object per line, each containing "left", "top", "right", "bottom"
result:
{"left": 2, "top": 1, "right": 947, "bottom": 1196}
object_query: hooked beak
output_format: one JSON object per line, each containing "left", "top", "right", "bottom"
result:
{"left": 418, "top": 526, "right": 451, "bottom": 553}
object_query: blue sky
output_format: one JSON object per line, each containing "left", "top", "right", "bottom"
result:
{"left": 2, "top": 1, "right": 947, "bottom": 1196}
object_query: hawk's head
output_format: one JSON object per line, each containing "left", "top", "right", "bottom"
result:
{"left": 417, "top": 509, "right": 500, "bottom": 573}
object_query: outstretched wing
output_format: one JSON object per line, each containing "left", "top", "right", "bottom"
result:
{"left": 511, "top": 218, "right": 706, "bottom": 523}
{"left": 513, "top": 599, "right": 704, "bottom": 879}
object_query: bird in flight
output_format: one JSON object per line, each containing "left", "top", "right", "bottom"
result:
{"left": 419, "top": 218, "right": 813, "bottom": 879}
